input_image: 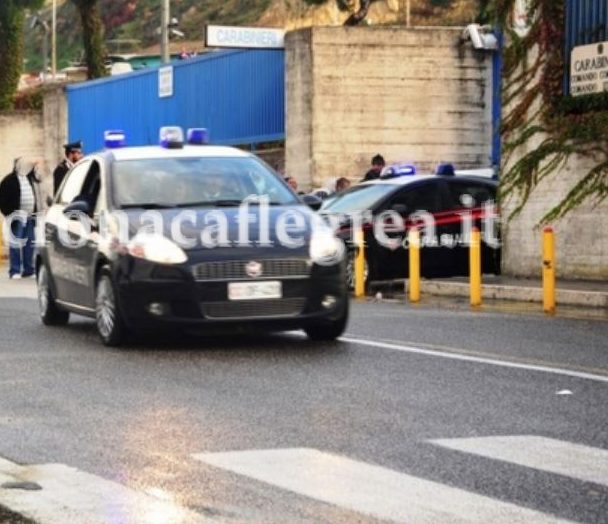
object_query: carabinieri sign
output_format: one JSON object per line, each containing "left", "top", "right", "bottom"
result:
{"left": 570, "top": 41, "right": 608, "bottom": 97}
{"left": 205, "top": 25, "right": 285, "bottom": 50}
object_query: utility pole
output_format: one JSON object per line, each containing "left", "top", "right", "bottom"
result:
{"left": 399, "top": 0, "right": 411, "bottom": 27}
{"left": 51, "top": 0, "right": 57, "bottom": 78}
{"left": 161, "top": 0, "right": 170, "bottom": 63}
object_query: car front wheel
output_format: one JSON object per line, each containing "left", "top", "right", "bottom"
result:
{"left": 96, "top": 272, "right": 127, "bottom": 346}
{"left": 304, "top": 300, "right": 349, "bottom": 341}
{"left": 37, "top": 264, "right": 70, "bottom": 326}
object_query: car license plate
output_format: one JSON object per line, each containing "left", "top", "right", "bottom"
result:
{"left": 228, "top": 281, "right": 282, "bottom": 300}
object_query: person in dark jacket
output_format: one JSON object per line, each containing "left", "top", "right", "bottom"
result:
{"left": 53, "top": 140, "right": 83, "bottom": 194}
{"left": 0, "top": 158, "right": 43, "bottom": 279}
{"left": 362, "top": 154, "right": 385, "bottom": 182}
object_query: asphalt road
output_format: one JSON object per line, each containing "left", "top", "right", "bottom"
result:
{"left": 0, "top": 295, "right": 607, "bottom": 523}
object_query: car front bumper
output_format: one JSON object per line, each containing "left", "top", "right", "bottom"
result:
{"left": 112, "top": 255, "right": 348, "bottom": 332}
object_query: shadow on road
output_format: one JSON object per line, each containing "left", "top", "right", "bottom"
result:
{"left": 55, "top": 317, "right": 350, "bottom": 356}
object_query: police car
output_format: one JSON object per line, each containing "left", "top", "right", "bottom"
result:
{"left": 37, "top": 128, "right": 348, "bottom": 346}
{"left": 320, "top": 163, "right": 500, "bottom": 288}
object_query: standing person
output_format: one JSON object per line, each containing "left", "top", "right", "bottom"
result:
{"left": 53, "top": 140, "right": 83, "bottom": 195}
{"left": 0, "top": 158, "right": 43, "bottom": 279}
{"left": 362, "top": 154, "right": 385, "bottom": 181}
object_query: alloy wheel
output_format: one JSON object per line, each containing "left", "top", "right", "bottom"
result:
{"left": 96, "top": 276, "right": 116, "bottom": 340}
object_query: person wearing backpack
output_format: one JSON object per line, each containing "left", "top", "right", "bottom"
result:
{"left": 0, "top": 158, "right": 43, "bottom": 279}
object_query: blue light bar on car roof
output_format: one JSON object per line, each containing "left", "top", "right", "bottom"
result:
{"left": 159, "top": 126, "right": 184, "bottom": 149}
{"left": 187, "top": 128, "right": 210, "bottom": 145}
{"left": 436, "top": 163, "right": 455, "bottom": 176}
{"left": 104, "top": 130, "right": 126, "bottom": 149}
{"left": 381, "top": 163, "right": 416, "bottom": 179}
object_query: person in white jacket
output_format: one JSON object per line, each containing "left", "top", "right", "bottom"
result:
{"left": 0, "top": 158, "right": 42, "bottom": 279}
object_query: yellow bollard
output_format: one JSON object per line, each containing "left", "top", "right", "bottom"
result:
{"left": 470, "top": 227, "right": 482, "bottom": 307}
{"left": 542, "top": 226, "right": 556, "bottom": 314}
{"left": 354, "top": 227, "right": 365, "bottom": 298}
{"left": 408, "top": 228, "right": 420, "bottom": 302}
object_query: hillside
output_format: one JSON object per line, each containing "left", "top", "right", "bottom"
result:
{"left": 24, "top": 0, "right": 481, "bottom": 72}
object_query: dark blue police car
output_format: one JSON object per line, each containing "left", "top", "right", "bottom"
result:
{"left": 37, "top": 129, "right": 348, "bottom": 346}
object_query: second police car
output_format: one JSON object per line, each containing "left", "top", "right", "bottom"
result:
{"left": 320, "top": 163, "right": 501, "bottom": 289}
{"left": 37, "top": 128, "right": 348, "bottom": 346}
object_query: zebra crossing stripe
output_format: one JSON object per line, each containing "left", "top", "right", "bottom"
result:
{"left": 0, "top": 459, "right": 211, "bottom": 524}
{"left": 431, "top": 435, "right": 608, "bottom": 487}
{"left": 193, "top": 447, "right": 575, "bottom": 523}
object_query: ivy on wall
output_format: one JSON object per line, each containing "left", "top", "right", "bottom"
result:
{"left": 491, "top": 0, "right": 608, "bottom": 222}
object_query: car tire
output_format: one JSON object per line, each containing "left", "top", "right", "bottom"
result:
{"left": 304, "top": 300, "right": 349, "bottom": 341}
{"left": 37, "top": 264, "right": 70, "bottom": 326}
{"left": 95, "top": 271, "right": 128, "bottom": 347}
{"left": 346, "top": 250, "right": 371, "bottom": 292}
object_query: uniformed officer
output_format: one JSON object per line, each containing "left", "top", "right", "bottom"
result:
{"left": 53, "top": 140, "right": 83, "bottom": 195}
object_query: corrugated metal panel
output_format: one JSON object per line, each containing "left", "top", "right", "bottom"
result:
{"left": 67, "top": 49, "right": 284, "bottom": 153}
{"left": 564, "top": 0, "right": 608, "bottom": 93}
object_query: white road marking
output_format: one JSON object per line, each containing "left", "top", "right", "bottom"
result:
{"left": 431, "top": 435, "right": 608, "bottom": 487}
{"left": 193, "top": 448, "right": 574, "bottom": 523}
{"left": 340, "top": 336, "right": 608, "bottom": 384}
{"left": 0, "top": 458, "right": 211, "bottom": 524}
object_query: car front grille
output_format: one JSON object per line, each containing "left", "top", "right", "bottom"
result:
{"left": 201, "top": 298, "right": 306, "bottom": 319}
{"left": 193, "top": 259, "right": 311, "bottom": 281}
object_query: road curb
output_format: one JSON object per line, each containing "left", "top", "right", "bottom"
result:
{"left": 420, "top": 281, "right": 608, "bottom": 308}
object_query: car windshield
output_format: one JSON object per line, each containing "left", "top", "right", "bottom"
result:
{"left": 320, "top": 183, "right": 398, "bottom": 213}
{"left": 111, "top": 156, "right": 298, "bottom": 208}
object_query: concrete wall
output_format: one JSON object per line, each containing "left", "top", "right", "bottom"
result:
{"left": 502, "top": 137, "right": 608, "bottom": 280}
{"left": 0, "top": 86, "right": 67, "bottom": 200}
{"left": 42, "top": 85, "right": 69, "bottom": 183}
{"left": 0, "top": 112, "right": 45, "bottom": 177}
{"left": 500, "top": 42, "right": 608, "bottom": 281}
{"left": 285, "top": 26, "right": 493, "bottom": 191}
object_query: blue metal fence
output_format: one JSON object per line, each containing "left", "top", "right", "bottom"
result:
{"left": 564, "top": 0, "right": 608, "bottom": 93}
{"left": 67, "top": 49, "right": 285, "bottom": 153}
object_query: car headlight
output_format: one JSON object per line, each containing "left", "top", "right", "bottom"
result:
{"left": 128, "top": 233, "right": 188, "bottom": 265}
{"left": 310, "top": 229, "right": 345, "bottom": 266}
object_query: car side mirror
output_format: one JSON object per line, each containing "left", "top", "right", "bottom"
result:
{"left": 391, "top": 203, "right": 408, "bottom": 215}
{"left": 301, "top": 194, "right": 322, "bottom": 211}
{"left": 63, "top": 200, "right": 91, "bottom": 217}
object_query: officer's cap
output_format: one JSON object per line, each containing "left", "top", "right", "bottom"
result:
{"left": 64, "top": 140, "right": 83, "bottom": 154}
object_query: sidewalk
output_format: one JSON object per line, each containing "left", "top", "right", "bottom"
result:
{"left": 414, "top": 275, "right": 608, "bottom": 309}
{"left": 367, "top": 274, "right": 608, "bottom": 311}
{"left": 0, "top": 269, "right": 37, "bottom": 299}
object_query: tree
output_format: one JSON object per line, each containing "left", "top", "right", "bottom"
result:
{"left": 0, "top": 0, "right": 44, "bottom": 110}
{"left": 71, "top": 0, "right": 106, "bottom": 79}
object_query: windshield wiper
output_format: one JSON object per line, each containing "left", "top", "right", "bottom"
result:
{"left": 169, "top": 200, "right": 288, "bottom": 208}
{"left": 173, "top": 201, "right": 215, "bottom": 208}
{"left": 206, "top": 199, "right": 243, "bottom": 207}
{"left": 120, "top": 203, "right": 174, "bottom": 209}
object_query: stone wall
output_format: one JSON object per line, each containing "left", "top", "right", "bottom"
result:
{"left": 500, "top": 42, "right": 608, "bottom": 281}
{"left": 502, "top": 147, "right": 608, "bottom": 280}
{"left": 0, "top": 112, "right": 45, "bottom": 177}
{"left": 285, "top": 26, "right": 493, "bottom": 191}
{"left": 0, "top": 85, "right": 67, "bottom": 200}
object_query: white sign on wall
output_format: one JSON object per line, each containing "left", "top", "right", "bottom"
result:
{"left": 205, "top": 25, "right": 285, "bottom": 49}
{"left": 158, "top": 66, "right": 173, "bottom": 98}
{"left": 570, "top": 42, "right": 608, "bottom": 97}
